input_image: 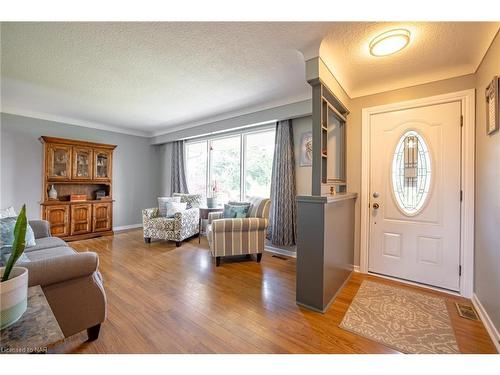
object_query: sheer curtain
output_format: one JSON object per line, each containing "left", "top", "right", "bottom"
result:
{"left": 171, "top": 140, "right": 189, "bottom": 194}
{"left": 269, "top": 120, "right": 297, "bottom": 246}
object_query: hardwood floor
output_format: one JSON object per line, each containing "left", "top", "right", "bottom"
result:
{"left": 52, "top": 229, "right": 497, "bottom": 354}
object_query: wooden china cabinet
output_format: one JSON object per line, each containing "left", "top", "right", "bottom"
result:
{"left": 40, "top": 136, "right": 116, "bottom": 241}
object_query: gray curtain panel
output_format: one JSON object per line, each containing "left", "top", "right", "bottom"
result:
{"left": 269, "top": 119, "right": 297, "bottom": 246}
{"left": 171, "top": 140, "right": 189, "bottom": 194}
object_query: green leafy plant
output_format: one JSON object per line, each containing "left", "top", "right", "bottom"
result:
{"left": 1, "top": 204, "right": 28, "bottom": 282}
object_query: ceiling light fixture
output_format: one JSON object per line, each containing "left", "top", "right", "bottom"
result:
{"left": 369, "top": 29, "right": 410, "bottom": 57}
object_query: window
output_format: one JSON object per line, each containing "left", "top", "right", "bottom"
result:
{"left": 210, "top": 136, "right": 241, "bottom": 202}
{"left": 185, "top": 126, "right": 276, "bottom": 202}
{"left": 186, "top": 141, "right": 208, "bottom": 198}
{"left": 244, "top": 130, "right": 275, "bottom": 199}
{"left": 391, "top": 131, "right": 432, "bottom": 215}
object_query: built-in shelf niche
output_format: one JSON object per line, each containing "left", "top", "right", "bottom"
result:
{"left": 315, "top": 84, "right": 348, "bottom": 194}
{"left": 45, "top": 183, "right": 111, "bottom": 202}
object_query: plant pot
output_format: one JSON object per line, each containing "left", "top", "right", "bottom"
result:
{"left": 206, "top": 197, "right": 217, "bottom": 208}
{"left": 0, "top": 267, "right": 28, "bottom": 330}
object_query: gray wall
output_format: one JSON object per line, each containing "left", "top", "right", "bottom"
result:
{"left": 474, "top": 31, "right": 500, "bottom": 332}
{"left": 0, "top": 113, "right": 160, "bottom": 227}
{"left": 157, "top": 142, "right": 173, "bottom": 197}
{"left": 292, "top": 116, "right": 312, "bottom": 196}
{"left": 151, "top": 100, "right": 311, "bottom": 144}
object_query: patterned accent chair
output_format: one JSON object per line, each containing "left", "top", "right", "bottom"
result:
{"left": 207, "top": 197, "right": 271, "bottom": 266}
{"left": 142, "top": 193, "right": 201, "bottom": 247}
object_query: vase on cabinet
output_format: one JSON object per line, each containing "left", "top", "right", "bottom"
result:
{"left": 48, "top": 185, "right": 58, "bottom": 200}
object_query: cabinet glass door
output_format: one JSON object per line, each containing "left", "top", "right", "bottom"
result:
{"left": 94, "top": 150, "right": 111, "bottom": 180}
{"left": 73, "top": 147, "right": 93, "bottom": 179}
{"left": 48, "top": 145, "right": 71, "bottom": 179}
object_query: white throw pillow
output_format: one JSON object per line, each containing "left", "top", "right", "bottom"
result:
{"left": 157, "top": 196, "right": 181, "bottom": 217}
{"left": 0, "top": 206, "right": 17, "bottom": 219}
{"left": 166, "top": 202, "right": 187, "bottom": 218}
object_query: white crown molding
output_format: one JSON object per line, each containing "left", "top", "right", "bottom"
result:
{"left": 472, "top": 293, "right": 500, "bottom": 353}
{"left": 1, "top": 107, "right": 151, "bottom": 138}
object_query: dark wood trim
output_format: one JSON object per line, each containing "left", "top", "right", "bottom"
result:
{"left": 40, "top": 136, "right": 117, "bottom": 150}
{"left": 41, "top": 199, "right": 114, "bottom": 206}
{"left": 63, "top": 230, "right": 114, "bottom": 242}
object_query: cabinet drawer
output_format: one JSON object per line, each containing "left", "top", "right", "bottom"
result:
{"left": 71, "top": 203, "right": 92, "bottom": 235}
{"left": 44, "top": 205, "right": 70, "bottom": 238}
{"left": 93, "top": 202, "right": 112, "bottom": 232}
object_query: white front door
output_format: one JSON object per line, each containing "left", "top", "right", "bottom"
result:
{"left": 369, "top": 101, "right": 462, "bottom": 291}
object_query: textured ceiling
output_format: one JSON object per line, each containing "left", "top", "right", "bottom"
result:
{"left": 1, "top": 22, "right": 498, "bottom": 136}
{"left": 0, "top": 22, "right": 331, "bottom": 135}
{"left": 320, "top": 22, "right": 499, "bottom": 98}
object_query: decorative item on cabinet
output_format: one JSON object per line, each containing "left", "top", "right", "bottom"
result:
{"left": 39, "top": 136, "right": 116, "bottom": 241}
{"left": 70, "top": 194, "right": 87, "bottom": 202}
{"left": 48, "top": 185, "right": 58, "bottom": 200}
{"left": 95, "top": 190, "right": 106, "bottom": 200}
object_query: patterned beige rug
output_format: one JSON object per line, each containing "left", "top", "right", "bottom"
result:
{"left": 339, "top": 280, "right": 460, "bottom": 354}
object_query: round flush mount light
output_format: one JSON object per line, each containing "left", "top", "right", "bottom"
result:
{"left": 369, "top": 29, "right": 410, "bottom": 57}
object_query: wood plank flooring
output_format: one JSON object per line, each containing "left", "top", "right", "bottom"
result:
{"left": 52, "top": 229, "right": 497, "bottom": 354}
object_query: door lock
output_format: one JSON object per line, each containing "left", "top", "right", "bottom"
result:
{"left": 373, "top": 203, "right": 380, "bottom": 209}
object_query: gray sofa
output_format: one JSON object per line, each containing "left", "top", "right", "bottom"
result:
{"left": 16, "top": 220, "right": 106, "bottom": 341}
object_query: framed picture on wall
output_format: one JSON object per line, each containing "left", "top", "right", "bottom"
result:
{"left": 299, "top": 131, "right": 313, "bottom": 167}
{"left": 486, "top": 76, "right": 499, "bottom": 135}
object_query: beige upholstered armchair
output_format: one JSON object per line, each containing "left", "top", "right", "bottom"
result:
{"left": 207, "top": 197, "right": 270, "bottom": 266}
{"left": 142, "top": 193, "right": 201, "bottom": 247}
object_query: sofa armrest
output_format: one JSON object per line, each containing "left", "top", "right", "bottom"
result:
{"left": 142, "top": 208, "right": 159, "bottom": 221}
{"left": 20, "top": 252, "right": 99, "bottom": 287}
{"left": 208, "top": 211, "right": 224, "bottom": 224}
{"left": 211, "top": 217, "right": 268, "bottom": 232}
{"left": 29, "top": 220, "right": 51, "bottom": 239}
{"left": 173, "top": 207, "right": 199, "bottom": 231}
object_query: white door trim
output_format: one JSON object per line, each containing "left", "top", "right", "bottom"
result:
{"left": 360, "top": 89, "right": 475, "bottom": 298}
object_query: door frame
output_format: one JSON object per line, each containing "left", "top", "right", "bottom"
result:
{"left": 360, "top": 89, "right": 475, "bottom": 298}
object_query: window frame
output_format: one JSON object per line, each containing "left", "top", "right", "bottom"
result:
{"left": 185, "top": 124, "right": 276, "bottom": 201}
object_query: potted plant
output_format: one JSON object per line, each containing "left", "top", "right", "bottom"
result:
{"left": 0, "top": 204, "right": 29, "bottom": 330}
{"left": 206, "top": 180, "right": 219, "bottom": 208}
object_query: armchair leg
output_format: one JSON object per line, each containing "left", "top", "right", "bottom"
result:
{"left": 256, "top": 253, "right": 263, "bottom": 263}
{"left": 215, "top": 257, "right": 221, "bottom": 267}
{"left": 176, "top": 241, "right": 181, "bottom": 247}
{"left": 87, "top": 324, "right": 101, "bottom": 341}
{"left": 144, "top": 237, "right": 151, "bottom": 243}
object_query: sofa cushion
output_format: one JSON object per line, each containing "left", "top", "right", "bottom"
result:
{"left": 23, "top": 236, "right": 67, "bottom": 253}
{"left": 1, "top": 216, "right": 37, "bottom": 251}
{"left": 157, "top": 196, "right": 181, "bottom": 217}
{"left": 223, "top": 203, "right": 251, "bottom": 218}
{"left": 173, "top": 193, "right": 202, "bottom": 209}
{"left": 24, "top": 246, "right": 76, "bottom": 262}
{"left": 0, "top": 206, "right": 17, "bottom": 219}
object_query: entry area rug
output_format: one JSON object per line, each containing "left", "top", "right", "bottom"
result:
{"left": 339, "top": 280, "right": 460, "bottom": 354}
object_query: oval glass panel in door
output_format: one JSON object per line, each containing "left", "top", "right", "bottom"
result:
{"left": 391, "top": 131, "right": 432, "bottom": 215}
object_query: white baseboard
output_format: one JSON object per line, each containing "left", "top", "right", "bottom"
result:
{"left": 113, "top": 223, "right": 142, "bottom": 232}
{"left": 264, "top": 245, "right": 297, "bottom": 258}
{"left": 472, "top": 293, "right": 500, "bottom": 353}
{"left": 353, "top": 265, "right": 360, "bottom": 273}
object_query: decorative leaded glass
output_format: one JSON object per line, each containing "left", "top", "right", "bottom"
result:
{"left": 391, "top": 131, "right": 432, "bottom": 215}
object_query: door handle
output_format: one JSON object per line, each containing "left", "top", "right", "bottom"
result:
{"left": 373, "top": 203, "right": 380, "bottom": 209}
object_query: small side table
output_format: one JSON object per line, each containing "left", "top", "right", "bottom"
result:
{"left": 199, "top": 206, "right": 224, "bottom": 243}
{"left": 1, "top": 285, "right": 64, "bottom": 354}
